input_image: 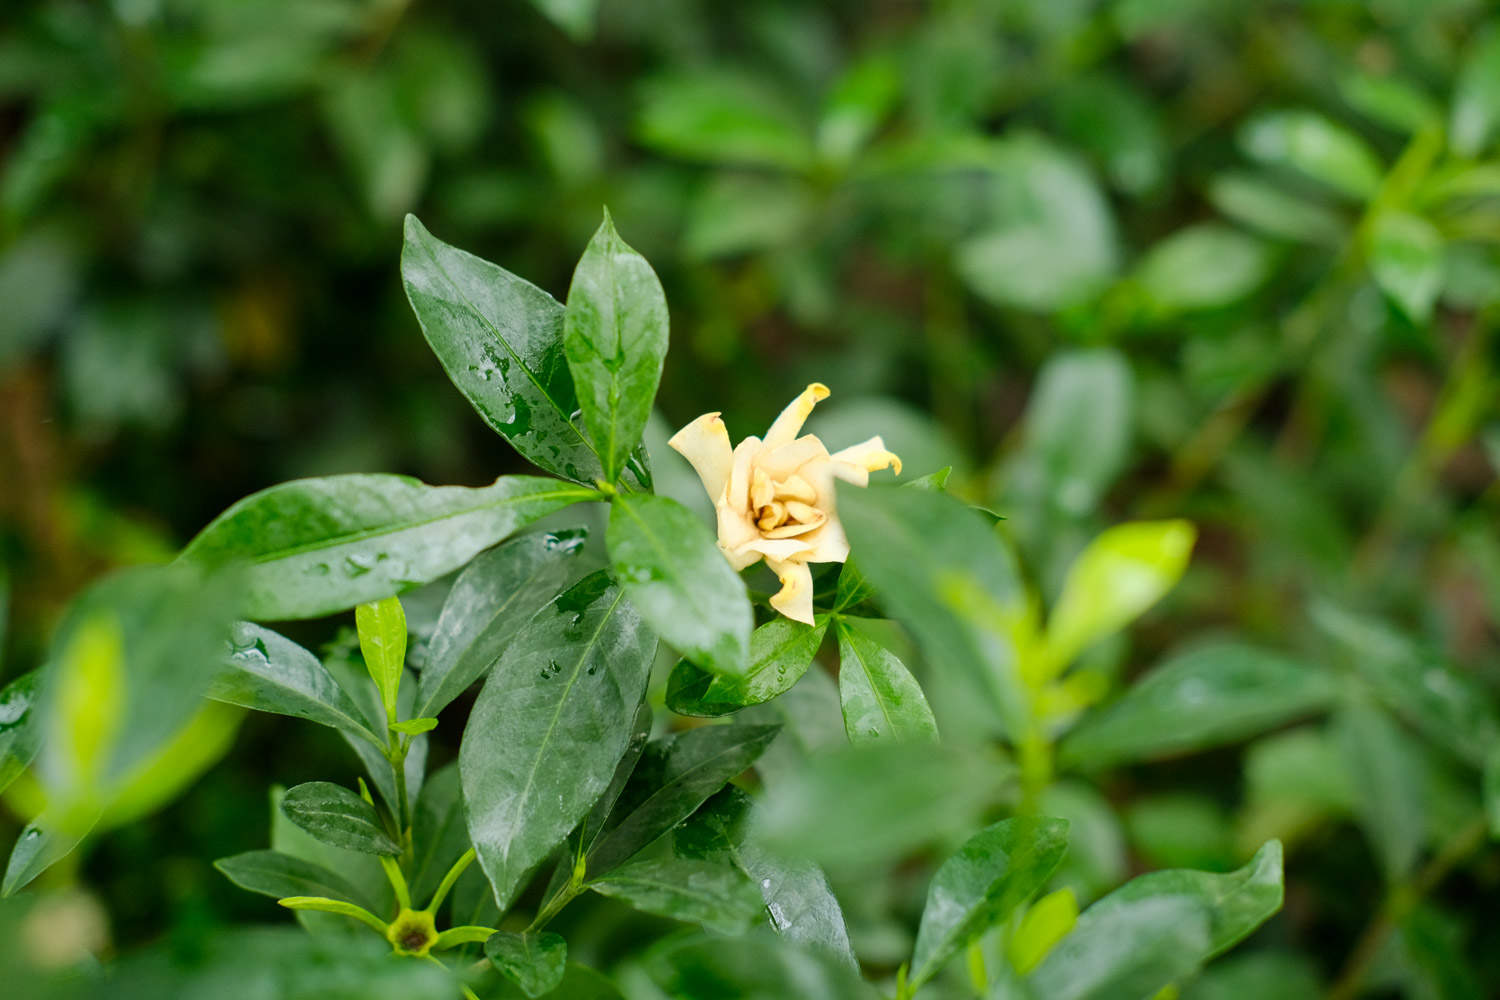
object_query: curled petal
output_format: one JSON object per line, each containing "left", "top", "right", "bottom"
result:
{"left": 734, "top": 536, "right": 815, "bottom": 562}
{"left": 751, "top": 467, "right": 775, "bottom": 510}
{"left": 766, "top": 556, "right": 816, "bottom": 625}
{"left": 764, "top": 383, "right": 830, "bottom": 448}
{"left": 777, "top": 474, "right": 817, "bottom": 504}
{"left": 669, "top": 413, "right": 734, "bottom": 502}
{"left": 830, "top": 436, "right": 902, "bottom": 476}
{"left": 725, "top": 436, "right": 761, "bottom": 514}
{"left": 758, "top": 436, "right": 830, "bottom": 481}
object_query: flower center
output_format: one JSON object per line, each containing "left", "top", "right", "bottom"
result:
{"left": 751, "top": 470, "right": 825, "bottom": 538}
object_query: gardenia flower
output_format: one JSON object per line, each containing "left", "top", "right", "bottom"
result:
{"left": 669, "top": 383, "right": 901, "bottom": 625}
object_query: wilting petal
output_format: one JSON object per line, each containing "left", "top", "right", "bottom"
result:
{"left": 830, "top": 436, "right": 902, "bottom": 476}
{"left": 766, "top": 556, "right": 815, "bottom": 625}
{"left": 669, "top": 413, "right": 734, "bottom": 501}
{"left": 764, "top": 383, "right": 830, "bottom": 448}
{"left": 758, "top": 436, "right": 830, "bottom": 481}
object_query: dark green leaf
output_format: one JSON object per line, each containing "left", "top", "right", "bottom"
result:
{"left": 589, "top": 857, "right": 763, "bottom": 934}
{"left": 212, "top": 624, "right": 382, "bottom": 746}
{"left": 415, "top": 528, "right": 590, "bottom": 719}
{"left": 668, "top": 618, "right": 827, "bottom": 717}
{"left": 835, "top": 617, "right": 937, "bottom": 745}
{"left": 460, "top": 570, "right": 656, "bottom": 910}
{"left": 408, "top": 764, "right": 470, "bottom": 907}
{"left": 322, "top": 653, "right": 427, "bottom": 818}
{"left": 587, "top": 724, "right": 779, "bottom": 876}
{"left": 607, "top": 492, "right": 751, "bottom": 677}
{"left": 485, "top": 931, "right": 567, "bottom": 998}
{"left": 1027, "top": 895, "right": 1210, "bottom": 1000}
{"left": 214, "top": 849, "right": 367, "bottom": 904}
{"left": 562, "top": 212, "right": 669, "bottom": 484}
{"left": 179, "top": 474, "right": 596, "bottom": 620}
{"left": 401, "top": 215, "right": 604, "bottom": 484}
{"left": 1059, "top": 641, "right": 1336, "bottom": 769}
{"left": 576, "top": 702, "right": 655, "bottom": 854}
{"left": 646, "top": 930, "right": 873, "bottom": 1000}
{"left": 909, "top": 816, "right": 1070, "bottom": 987}
{"left": 281, "top": 781, "right": 400, "bottom": 856}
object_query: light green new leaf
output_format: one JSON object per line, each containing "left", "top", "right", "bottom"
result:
{"left": 416, "top": 528, "right": 590, "bottom": 720}
{"left": 1367, "top": 211, "right": 1444, "bottom": 324}
{"left": 1451, "top": 26, "right": 1500, "bottom": 157}
{"left": 1060, "top": 641, "right": 1336, "bottom": 769}
{"left": 1027, "top": 895, "right": 1210, "bottom": 1000}
{"left": 178, "top": 473, "right": 597, "bottom": 620}
{"left": 668, "top": 617, "right": 828, "bottom": 717}
{"left": 401, "top": 215, "right": 605, "bottom": 485}
{"left": 1239, "top": 110, "right": 1384, "bottom": 200}
{"left": 460, "top": 571, "right": 656, "bottom": 911}
{"left": 356, "top": 596, "right": 406, "bottom": 726}
{"left": 211, "top": 623, "right": 382, "bottom": 746}
{"left": 1136, "top": 225, "right": 1273, "bottom": 312}
{"left": 280, "top": 781, "right": 401, "bottom": 857}
{"left": 909, "top": 816, "right": 1070, "bottom": 988}
{"left": 589, "top": 856, "right": 763, "bottom": 935}
{"left": 563, "top": 212, "right": 669, "bottom": 484}
{"left": 1044, "top": 520, "right": 1196, "bottom": 675}
{"left": 1009, "top": 888, "right": 1080, "bottom": 974}
{"left": 607, "top": 492, "right": 751, "bottom": 677}
{"left": 485, "top": 930, "right": 567, "bottom": 998}
{"left": 214, "top": 849, "right": 367, "bottom": 905}
{"left": 835, "top": 617, "right": 937, "bottom": 746}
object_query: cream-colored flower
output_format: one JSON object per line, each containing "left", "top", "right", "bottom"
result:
{"left": 669, "top": 383, "right": 901, "bottom": 625}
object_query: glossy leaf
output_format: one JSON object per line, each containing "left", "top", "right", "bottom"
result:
{"left": 1060, "top": 641, "right": 1336, "bottom": 769}
{"left": 211, "top": 623, "right": 382, "bottom": 746}
{"left": 485, "top": 931, "right": 567, "bottom": 998}
{"left": 835, "top": 617, "right": 937, "bottom": 746}
{"left": 356, "top": 596, "right": 406, "bottom": 725}
{"left": 214, "top": 849, "right": 366, "bottom": 904}
{"left": 1367, "top": 211, "right": 1444, "bottom": 324}
{"left": 460, "top": 570, "right": 656, "bottom": 911}
{"left": 1027, "top": 895, "right": 1210, "bottom": 1000}
{"left": 1136, "top": 225, "right": 1272, "bottom": 311}
{"left": 586, "top": 723, "right": 779, "bottom": 877}
{"left": 1239, "top": 110, "right": 1383, "bottom": 200}
{"left": 401, "top": 215, "right": 604, "bottom": 484}
{"left": 575, "top": 702, "right": 655, "bottom": 855}
{"left": 668, "top": 617, "right": 828, "bottom": 717}
{"left": 909, "top": 816, "right": 1070, "bottom": 987}
{"left": 280, "top": 782, "right": 400, "bottom": 857}
{"left": 607, "top": 492, "right": 751, "bottom": 677}
{"left": 562, "top": 212, "right": 669, "bottom": 484}
{"left": 589, "top": 856, "right": 763, "bottom": 934}
{"left": 415, "top": 528, "right": 590, "bottom": 719}
{"left": 323, "top": 653, "right": 428, "bottom": 818}
{"left": 0, "top": 670, "right": 41, "bottom": 797}
{"left": 178, "top": 473, "right": 596, "bottom": 620}
{"left": 3, "top": 821, "right": 87, "bottom": 897}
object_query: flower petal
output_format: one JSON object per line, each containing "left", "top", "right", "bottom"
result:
{"left": 803, "top": 517, "right": 850, "bottom": 563}
{"left": 724, "top": 436, "right": 761, "bottom": 514}
{"left": 734, "top": 536, "right": 814, "bottom": 562}
{"left": 830, "top": 436, "right": 902, "bottom": 476}
{"left": 758, "top": 436, "right": 830, "bottom": 481}
{"left": 766, "top": 556, "right": 816, "bottom": 625}
{"left": 669, "top": 413, "right": 734, "bottom": 502}
{"left": 764, "top": 383, "right": 830, "bottom": 448}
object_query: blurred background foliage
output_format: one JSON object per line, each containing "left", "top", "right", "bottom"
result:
{"left": 3, "top": 0, "right": 1500, "bottom": 995}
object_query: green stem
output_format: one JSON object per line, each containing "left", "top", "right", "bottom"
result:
{"left": 424, "top": 848, "right": 476, "bottom": 914}
{"left": 380, "top": 854, "right": 413, "bottom": 912}
{"left": 526, "top": 882, "right": 582, "bottom": 934}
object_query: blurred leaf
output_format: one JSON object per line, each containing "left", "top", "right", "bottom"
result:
{"left": 683, "top": 175, "right": 815, "bottom": 260}
{"left": 607, "top": 493, "right": 751, "bottom": 677}
{"left": 586, "top": 724, "right": 780, "bottom": 877}
{"left": 1136, "top": 225, "right": 1274, "bottom": 312}
{"left": 485, "top": 930, "right": 568, "bottom": 997}
{"left": 416, "top": 528, "right": 590, "bottom": 719}
{"left": 1239, "top": 110, "right": 1384, "bottom": 200}
{"left": 668, "top": 617, "right": 828, "bottom": 717}
{"left": 817, "top": 52, "right": 900, "bottom": 165}
{"left": 637, "top": 72, "right": 814, "bottom": 170}
{"left": 835, "top": 616, "right": 938, "bottom": 746}
{"left": 1451, "top": 26, "right": 1500, "bottom": 157}
{"left": 178, "top": 474, "right": 594, "bottom": 621}
{"left": 355, "top": 596, "right": 406, "bottom": 726}
{"left": 214, "top": 850, "right": 366, "bottom": 905}
{"left": 1049, "top": 74, "right": 1167, "bottom": 194}
{"left": 323, "top": 70, "right": 427, "bottom": 222}
{"left": 807, "top": 397, "right": 969, "bottom": 482}
{"left": 1027, "top": 895, "right": 1210, "bottom": 1000}
{"left": 1367, "top": 211, "right": 1445, "bottom": 323}
{"left": 1341, "top": 74, "right": 1441, "bottom": 134}
{"left": 281, "top": 782, "right": 400, "bottom": 857}
{"left": 1043, "top": 520, "right": 1196, "bottom": 676}
{"left": 0, "top": 671, "right": 40, "bottom": 797}
{"left": 1207, "top": 171, "right": 1347, "bottom": 245}
{"left": 1039, "top": 781, "right": 1127, "bottom": 904}
{"left": 211, "top": 623, "right": 381, "bottom": 744}
{"left": 563, "top": 213, "right": 669, "bottom": 483}
{"left": 909, "top": 816, "right": 1070, "bottom": 988}
{"left": 1391, "top": 903, "right": 1485, "bottom": 1000}
{"left": 97, "top": 700, "right": 243, "bottom": 830}
{"left": 0, "top": 227, "right": 76, "bottom": 370}
{"left": 589, "top": 857, "right": 763, "bottom": 934}
{"left": 1486, "top": 743, "right": 1500, "bottom": 838}
{"left": 2, "top": 822, "right": 85, "bottom": 898}
{"left": 1125, "top": 795, "right": 1234, "bottom": 872}
{"left": 1179, "top": 950, "right": 1322, "bottom": 1000}
{"left": 1059, "top": 641, "right": 1336, "bottom": 769}
{"left": 646, "top": 930, "right": 873, "bottom": 1000}
{"left": 1332, "top": 702, "right": 1425, "bottom": 879}
{"left": 460, "top": 571, "right": 655, "bottom": 911}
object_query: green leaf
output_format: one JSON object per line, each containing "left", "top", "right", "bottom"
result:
{"left": 415, "top": 528, "right": 590, "bottom": 720}
{"left": 1332, "top": 702, "right": 1425, "bottom": 879}
{"left": 668, "top": 617, "right": 828, "bottom": 717}
{"left": 179, "top": 474, "right": 596, "bottom": 621}
{"left": 460, "top": 570, "right": 656, "bottom": 911}
{"left": 835, "top": 617, "right": 938, "bottom": 746}
{"left": 835, "top": 483, "right": 1029, "bottom": 734}
{"left": 214, "top": 849, "right": 367, "bottom": 904}
{"left": 1059, "top": 641, "right": 1336, "bottom": 769}
{"left": 1180, "top": 951, "right": 1323, "bottom": 1000}
{"left": 683, "top": 174, "right": 815, "bottom": 260}
{"left": 607, "top": 492, "right": 751, "bottom": 676}
{"left": 0, "top": 670, "right": 41, "bottom": 797}
{"left": 1043, "top": 520, "right": 1196, "bottom": 675}
{"left": 589, "top": 857, "right": 763, "bottom": 934}
{"left": 909, "top": 816, "right": 1070, "bottom": 988}
{"left": 562, "top": 211, "right": 669, "bottom": 484}
{"left": 391, "top": 717, "right": 437, "bottom": 735}
{"left": 1026, "top": 895, "right": 1210, "bottom": 1000}
{"left": 817, "top": 51, "right": 900, "bottom": 166}
{"left": 3, "top": 821, "right": 86, "bottom": 898}
{"left": 1207, "top": 171, "right": 1347, "bottom": 245}
{"left": 636, "top": 72, "right": 814, "bottom": 170}
{"left": 280, "top": 781, "right": 401, "bottom": 857}
{"left": 322, "top": 652, "right": 428, "bottom": 819}
{"left": 1136, "top": 225, "right": 1273, "bottom": 312}
{"left": 1367, "top": 211, "right": 1445, "bottom": 324}
{"left": 1048, "top": 73, "right": 1166, "bottom": 194}
{"left": 401, "top": 215, "right": 605, "bottom": 485}
{"left": 646, "top": 930, "right": 872, "bottom": 1000}
{"left": 1008, "top": 888, "right": 1079, "bottom": 975}
{"left": 528, "top": 0, "right": 598, "bottom": 42}
{"left": 269, "top": 785, "right": 391, "bottom": 933}
{"left": 277, "top": 896, "right": 387, "bottom": 935}
{"left": 1451, "top": 26, "right": 1500, "bottom": 157}
{"left": 1238, "top": 110, "right": 1384, "bottom": 200}
{"left": 211, "top": 623, "right": 382, "bottom": 746}
{"left": 1340, "top": 73, "right": 1441, "bottom": 135}
{"left": 586, "top": 724, "right": 780, "bottom": 877}
{"left": 356, "top": 596, "right": 406, "bottom": 726}
{"left": 408, "top": 764, "right": 470, "bottom": 908}
{"left": 575, "top": 702, "right": 655, "bottom": 855}
{"left": 485, "top": 930, "right": 568, "bottom": 998}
